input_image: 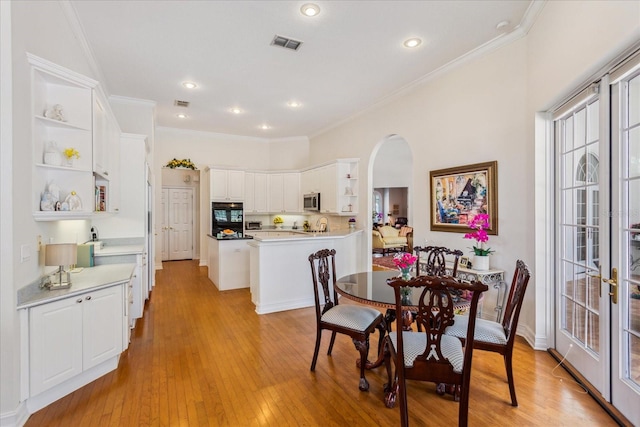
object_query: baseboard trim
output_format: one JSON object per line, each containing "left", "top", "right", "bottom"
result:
{"left": 0, "top": 400, "right": 28, "bottom": 427}
{"left": 547, "top": 348, "right": 632, "bottom": 427}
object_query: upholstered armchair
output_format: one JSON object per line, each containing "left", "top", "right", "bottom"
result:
{"left": 372, "top": 225, "right": 413, "bottom": 255}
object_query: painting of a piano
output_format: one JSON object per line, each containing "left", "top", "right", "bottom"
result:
{"left": 430, "top": 161, "right": 498, "bottom": 235}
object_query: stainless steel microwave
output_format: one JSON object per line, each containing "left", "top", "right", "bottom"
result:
{"left": 303, "top": 193, "right": 321, "bottom": 211}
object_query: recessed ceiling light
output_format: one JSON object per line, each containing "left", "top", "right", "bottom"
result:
{"left": 259, "top": 124, "right": 271, "bottom": 130}
{"left": 300, "top": 3, "right": 320, "bottom": 17}
{"left": 182, "top": 82, "right": 197, "bottom": 89}
{"left": 403, "top": 38, "right": 422, "bottom": 48}
{"left": 287, "top": 101, "right": 302, "bottom": 108}
{"left": 176, "top": 113, "right": 188, "bottom": 119}
{"left": 230, "top": 107, "right": 243, "bottom": 114}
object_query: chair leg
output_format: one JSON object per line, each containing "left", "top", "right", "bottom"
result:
{"left": 383, "top": 338, "right": 398, "bottom": 408}
{"left": 504, "top": 351, "right": 518, "bottom": 406}
{"left": 376, "top": 322, "right": 386, "bottom": 355}
{"left": 310, "top": 329, "right": 322, "bottom": 371}
{"left": 327, "top": 331, "right": 337, "bottom": 355}
{"left": 352, "top": 337, "right": 371, "bottom": 391}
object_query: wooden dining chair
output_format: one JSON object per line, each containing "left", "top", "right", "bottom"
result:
{"left": 413, "top": 246, "right": 464, "bottom": 277}
{"left": 382, "top": 274, "right": 488, "bottom": 427}
{"left": 444, "top": 259, "right": 531, "bottom": 406}
{"left": 308, "top": 248, "right": 386, "bottom": 391}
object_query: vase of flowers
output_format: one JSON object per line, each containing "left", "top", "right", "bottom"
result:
{"left": 393, "top": 252, "right": 417, "bottom": 281}
{"left": 63, "top": 147, "right": 80, "bottom": 167}
{"left": 463, "top": 213, "right": 494, "bottom": 271}
{"left": 348, "top": 217, "right": 356, "bottom": 230}
{"left": 273, "top": 215, "right": 283, "bottom": 229}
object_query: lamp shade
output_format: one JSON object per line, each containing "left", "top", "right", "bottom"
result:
{"left": 45, "top": 243, "right": 77, "bottom": 267}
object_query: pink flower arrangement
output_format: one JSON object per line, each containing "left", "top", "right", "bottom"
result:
{"left": 393, "top": 252, "right": 417, "bottom": 270}
{"left": 463, "top": 213, "right": 494, "bottom": 256}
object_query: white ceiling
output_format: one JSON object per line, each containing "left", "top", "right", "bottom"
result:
{"left": 69, "top": 0, "right": 537, "bottom": 139}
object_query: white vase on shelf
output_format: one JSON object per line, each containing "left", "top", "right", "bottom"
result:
{"left": 473, "top": 255, "right": 490, "bottom": 271}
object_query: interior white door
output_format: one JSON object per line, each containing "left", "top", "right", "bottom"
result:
{"left": 160, "top": 188, "right": 169, "bottom": 261}
{"left": 161, "top": 187, "right": 194, "bottom": 261}
{"left": 168, "top": 188, "right": 194, "bottom": 261}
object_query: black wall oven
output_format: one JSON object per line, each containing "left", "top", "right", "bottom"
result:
{"left": 212, "top": 202, "right": 244, "bottom": 237}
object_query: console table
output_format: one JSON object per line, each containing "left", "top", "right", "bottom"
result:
{"left": 419, "top": 261, "right": 507, "bottom": 321}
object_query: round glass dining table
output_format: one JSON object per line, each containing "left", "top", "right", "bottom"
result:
{"left": 335, "top": 270, "right": 473, "bottom": 313}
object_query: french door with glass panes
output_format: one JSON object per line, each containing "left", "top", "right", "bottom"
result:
{"left": 555, "top": 59, "right": 640, "bottom": 426}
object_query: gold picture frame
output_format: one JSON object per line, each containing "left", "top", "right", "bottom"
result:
{"left": 429, "top": 161, "right": 498, "bottom": 234}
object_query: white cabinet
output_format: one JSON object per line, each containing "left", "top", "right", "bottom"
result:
{"left": 210, "top": 169, "right": 245, "bottom": 201}
{"left": 245, "top": 172, "right": 268, "bottom": 213}
{"left": 30, "top": 54, "right": 97, "bottom": 221}
{"left": 304, "top": 160, "right": 359, "bottom": 215}
{"left": 318, "top": 164, "right": 337, "bottom": 214}
{"left": 29, "top": 285, "right": 124, "bottom": 396}
{"left": 301, "top": 168, "right": 320, "bottom": 194}
{"left": 269, "top": 173, "right": 300, "bottom": 213}
{"left": 92, "top": 94, "right": 121, "bottom": 213}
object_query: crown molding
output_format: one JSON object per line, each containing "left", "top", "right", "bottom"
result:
{"left": 109, "top": 95, "right": 157, "bottom": 107}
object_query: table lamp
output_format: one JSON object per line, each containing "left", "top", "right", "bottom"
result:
{"left": 45, "top": 243, "right": 77, "bottom": 289}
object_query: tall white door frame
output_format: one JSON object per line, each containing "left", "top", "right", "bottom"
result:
{"left": 161, "top": 186, "right": 195, "bottom": 261}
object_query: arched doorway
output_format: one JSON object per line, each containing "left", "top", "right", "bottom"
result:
{"left": 368, "top": 135, "right": 413, "bottom": 260}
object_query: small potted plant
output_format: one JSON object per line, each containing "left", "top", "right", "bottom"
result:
{"left": 348, "top": 217, "right": 356, "bottom": 230}
{"left": 63, "top": 147, "right": 80, "bottom": 167}
{"left": 273, "top": 215, "right": 284, "bottom": 229}
{"left": 463, "top": 213, "right": 494, "bottom": 270}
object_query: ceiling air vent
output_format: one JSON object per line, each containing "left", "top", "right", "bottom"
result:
{"left": 271, "top": 35, "right": 303, "bottom": 51}
{"left": 174, "top": 100, "right": 190, "bottom": 107}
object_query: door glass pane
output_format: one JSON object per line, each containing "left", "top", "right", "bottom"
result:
{"left": 587, "top": 311, "right": 600, "bottom": 352}
{"left": 558, "top": 98, "right": 600, "bottom": 352}
{"left": 629, "top": 127, "right": 640, "bottom": 179}
{"left": 630, "top": 75, "right": 639, "bottom": 126}
{"left": 630, "top": 334, "right": 640, "bottom": 388}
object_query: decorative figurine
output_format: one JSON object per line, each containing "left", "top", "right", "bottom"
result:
{"left": 64, "top": 191, "right": 82, "bottom": 211}
{"left": 44, "top": 104, "right": 66, "bottom": 122}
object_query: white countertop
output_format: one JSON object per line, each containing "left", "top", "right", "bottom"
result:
{"left": 248, "top": 229, "right": 362, "bottom": 243}
{"left": 17, "top": 263, "right": 136, "bottom": 309}
{"left": 93, "top": 244, "right": 144, "bottom": 257}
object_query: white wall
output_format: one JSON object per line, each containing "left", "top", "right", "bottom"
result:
{"left": 308, "top": 1, "right": 640, "bottom": 347}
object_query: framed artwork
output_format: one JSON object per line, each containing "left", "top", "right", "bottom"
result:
{"left": 429, "top": 161, "right": 498, "bottom": 234}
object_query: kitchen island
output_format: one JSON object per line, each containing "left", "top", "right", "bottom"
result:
{"left": 248, "top": 229, "right": 363, "bottom": 314}
{"left": 207, "top": 235, "right": 254, "bottom": 291}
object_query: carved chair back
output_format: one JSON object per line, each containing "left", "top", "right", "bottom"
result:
{"left": 413, "top": 246, "right": 464, "bottom": 277}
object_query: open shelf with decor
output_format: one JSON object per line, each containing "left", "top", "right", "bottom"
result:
{"left": 29, "top": 53, "right": 98, "bottom": 221}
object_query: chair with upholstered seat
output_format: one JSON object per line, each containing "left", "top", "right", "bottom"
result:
{"left": 413, "top": 246, "right": 464, "bottom": 277}
{"left": 309, "top": 248, "right": 386, "bottom": 391}
{"left": 444, "top": 259, "right": 531, "bottom": 406}
{"left": 382, "top": 274, "right": 487, "bottom": 426}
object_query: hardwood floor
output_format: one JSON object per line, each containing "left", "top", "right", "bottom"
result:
{"left": 26, "top": 260, "right": 620, "bottom": 426}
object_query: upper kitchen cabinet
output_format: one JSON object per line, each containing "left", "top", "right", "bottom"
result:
{"left": 93, "top": 92, "right": 121, "bottom": 213}
{"left": 245, "top": 172, "right": 268, "bottom": 213}
{"left": 209, "top": 168, "right": 245, "bottom": 201}
{"left": 29, "top": 54, "right": 96, "bottom": 221}
{"left": 305, "top": 159, "right": 358, "bottom": 215}
{"left": 300, "top": 168, "right": 320, "bottom": 195}
{"left": 318, "top": 164, "right": 337, "bottom": 214}
{"left": 268, "top": 172, "right": 300, "bottom": 213}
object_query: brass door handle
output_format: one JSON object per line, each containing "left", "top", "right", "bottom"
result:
{"left": 587, "top": 267, "right": 618, "bottom": 304}
{"left": 604, "top": 268, "right": 618, "bottom": 304}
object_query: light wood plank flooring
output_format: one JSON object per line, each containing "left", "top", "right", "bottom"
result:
{"left": 26, "top": 260, "right": 619, "bottom": 426}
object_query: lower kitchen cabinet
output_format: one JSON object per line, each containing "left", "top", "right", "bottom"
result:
{"left": 28, "top": 284, "right": 124, "bottom": 397}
